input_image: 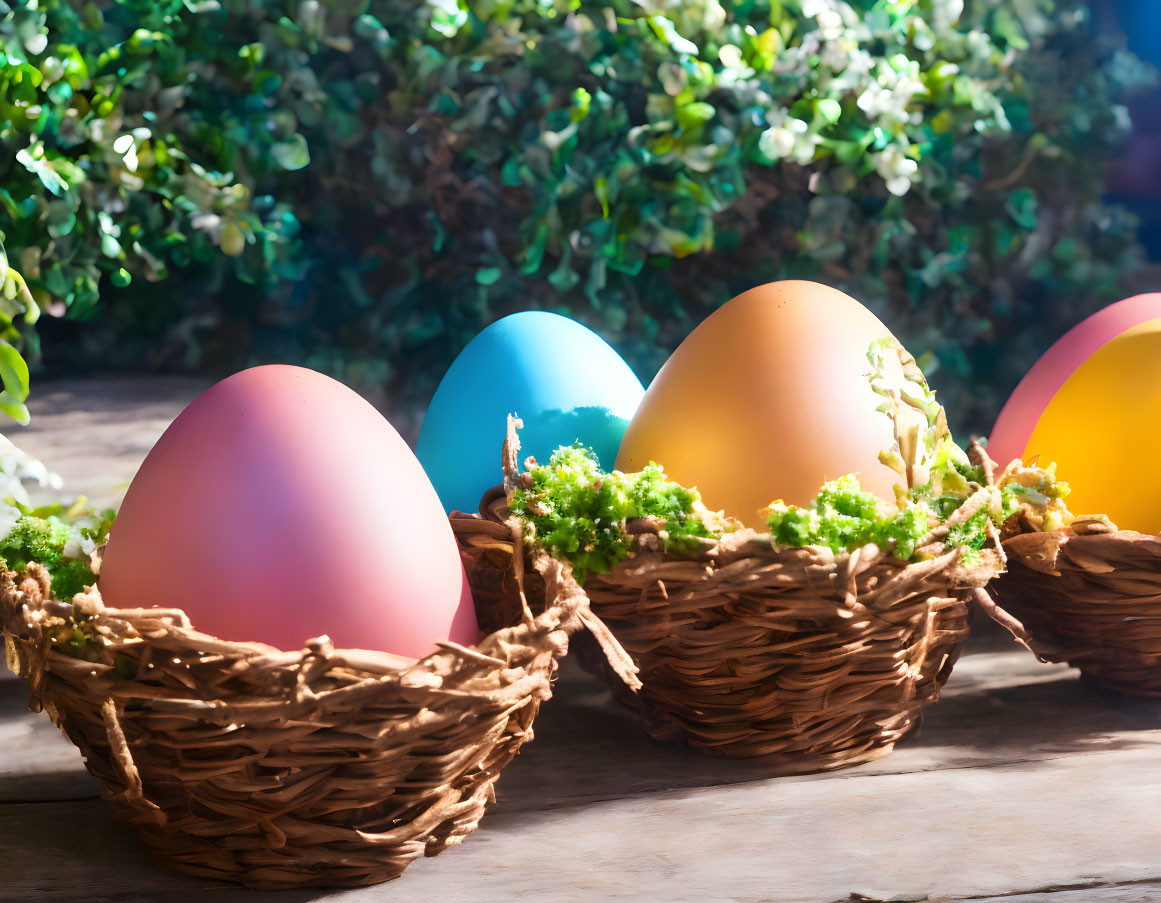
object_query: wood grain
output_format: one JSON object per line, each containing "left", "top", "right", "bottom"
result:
{"left": 968, "top": 886, "right": 1161, "bottom": 903}
{"left": 11, "top": 376, "right": 208, "bottom": 510}
{"left": 4, "top": 743, "right": 1159, "bottom": 903}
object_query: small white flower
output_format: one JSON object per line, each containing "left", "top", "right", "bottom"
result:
{"left": 816, "top": 9, "right": 844, "bottom": 40}
{"left": 966, "top": 29, "right": 993, "bottom": 60}
{"left": 719, "top": 44, "right": 743, "bottom": 69}
{"left": 791, "top": 133, "right": 821, "bottom": 165}
{"left": 874, "top": 146, "right": 919, "bottom": 195}
{"left": 1112, "top": 104, "right": 1132, "bottom": 134}
{"left": 702, "top": 0, "right": 726, "bottom": 30}
{"left": 764, "top": 106, "right": 789, "bottom": 127}
{"left": 857, "top": 83, "right": 888, "bottom": 117}
{"left": 885, "top": 176, "right": 912, "bottom": 196}
{"left": 0, "top": 434, "right": 64, "bottom": 512}
{"left": 933, "top": 0, "right": 964, "bottom": 32}
{"left": 760, "top": 126, "right": 796, "bottom": 159}
{"left": 875, "top": 145, "right": 919, "bottom": 180}
{"left": 819, "top": 40, "right": 850, "bottom": 72}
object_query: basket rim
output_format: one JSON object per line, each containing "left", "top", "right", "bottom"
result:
{"left": 0, "top": 571, "right": 547, "bottom": 675}
{"left": 0, "top": 514, "right": 598, "bottom": 689}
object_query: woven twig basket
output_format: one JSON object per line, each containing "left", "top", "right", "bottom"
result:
{"left": 979, "top": 486, "right": 1161, "bottom": 696}
{"left": 479, "top": 418, "right": 1006, "bottom": 771}
{"left": 1, "top": 511, "right": 634, "bottom": 890}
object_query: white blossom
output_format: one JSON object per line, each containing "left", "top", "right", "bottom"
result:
{"left": 885, "top": 176, "right": 912, "bottom": 196}
{"left": 701, "top": 0, "right": 726, "bottom": 31}
{"left": 0, "top": 433, "right": 63, "bottom": 508}
{"left": 819, "top": 39, "right": 853, "bottom": 72}
{"left": 801, "top": 0, "right": 858, "bottom": 41}
{"left": 965, "top": 29, "right": 994, "bottom": 60}
{"left": 932, "top": 0, "right": 964, "bottom": 32}
{"left": 761, "top": 110, "right": 819, "bottom": 164}
{"left": 760, "top": 126, "right": 796, "bottom": 159}
{"left": 855, "top": 62, "right": 924, "bottom": 124}
{"left": 874, "top": 146, "right": 920, "bottom": 196}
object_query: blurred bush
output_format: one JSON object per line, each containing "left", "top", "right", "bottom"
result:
{"left": 0, "top": 0, "right": 1155, "bottom": 433}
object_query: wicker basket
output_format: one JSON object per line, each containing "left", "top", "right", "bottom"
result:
{"left": 980, "top": 508, "right": 1161, "bottom": 697}
{"left": 478, "top": 417, "right": 1006, "bottom": 772}
{"left": 0, "top": 507, "right": 635, "bottom": 890}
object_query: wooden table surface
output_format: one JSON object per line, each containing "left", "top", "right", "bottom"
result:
{"left": 2, "top": 379, "right": 1160, "bottom": 903}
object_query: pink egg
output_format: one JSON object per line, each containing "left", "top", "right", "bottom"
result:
{"left": 989, "top": 293, "right": 1161, "bottom": 468}
{"left": 99, "top": 366, "right": 479, "bottom": 658}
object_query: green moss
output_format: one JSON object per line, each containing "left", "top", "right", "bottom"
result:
{"left": 766, "top": 475, "right": 932, "bottom": 560}
{"left": 0, "top": 499, "right": 113, "bottom": 599}
{"left": 509, "top": 444, "right": 728, "bottom": 583}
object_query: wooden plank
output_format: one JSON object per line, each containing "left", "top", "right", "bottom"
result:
{"left": 3, "top": 745, "right": 1159, "bottom": 903}
{"left": 0, "top": 664, "right": 100, "bottom": 802}
{"left": 965, "top": 885, "right": 1161, "bottom": 903}
{"left": 12, "top": 376, "right": 207, "bottom": 510}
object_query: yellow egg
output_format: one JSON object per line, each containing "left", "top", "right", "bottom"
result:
{"left": 616, "top": 281, "right": 900, "bottom": 527}
{"left": 1022, "top": 317, "right": 1161, "bottom": 534}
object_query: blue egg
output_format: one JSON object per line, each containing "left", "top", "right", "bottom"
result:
{"left": 417, "top": 312, "right": 645, "bottom": 513}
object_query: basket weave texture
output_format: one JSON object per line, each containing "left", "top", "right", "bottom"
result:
{"left": 482, "top": 418, "right": 1006, "bottom": 771}
{"left": 1, "top": 509, "right": 631, "bottom": 890}
{"left": 985, "top": 513, "right": 1161, "bottom": 696}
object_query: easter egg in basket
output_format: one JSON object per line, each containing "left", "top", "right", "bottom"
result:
{"left": 616, "top": 281, "right": 900, "bottom": 527}
{"left": 99, "top": 365, "right": 479, "bottom": 658}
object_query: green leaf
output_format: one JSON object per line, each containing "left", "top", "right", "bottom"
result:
{"left": 271, "top": 134, "right": 311, "bottom": 171}
{"left": 1006, "top": 188, "right": 1038, "bottom": 231}
{"left": 816, "top": 99, "right": 842, "bottom": 124}
{"left": 0, "top": 391, "right": 30, "bottom": 426}
{"left": 570, "top": 87, "right": 591, "bottom": 123}
{"left": 475, "top": 266, "right": 501, "bottom": 285}
{"left": 647, "top": 16, "right": 699, "bottom": 56}
{"left": 595, "top": 176, "right": 610, "bottom": 219}
{"left": 82, "top": 2, "right": 104, "bottom": 30}
{"left": 500, "top": 156, "right": 523, "bottom": 187}
{"left": 220, "top": 222, "right": 245, "bottom": 257}
{"left": 677, "top": 102, "right": 715, "bottom": 130}
{"left": 0, "top": 343, "right": 30, "bottom": 402}
{"left": 16, "top": 149, "right": 67, "bottom": 197}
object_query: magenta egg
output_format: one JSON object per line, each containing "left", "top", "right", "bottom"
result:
{"left": 99, "top": 365, "right": 479, "bottom": 658}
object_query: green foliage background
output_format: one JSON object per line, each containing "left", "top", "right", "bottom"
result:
{"left": 0, "top": 0, "right": 1155, "bottom": 434}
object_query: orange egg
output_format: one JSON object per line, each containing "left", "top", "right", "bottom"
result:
{"left": 616, "top": 281, "right": 899, "bottom": 527}
{"left": 99, "top": 366, "right": 479, "bottom": 658}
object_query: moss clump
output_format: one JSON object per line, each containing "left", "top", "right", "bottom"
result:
{"left": 509, "top": 444, "right": 735, "bottom": 583}
{"left": 0, "top": 498, "right": 114, "bottom": 600}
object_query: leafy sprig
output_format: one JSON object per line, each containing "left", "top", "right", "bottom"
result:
{"left": 765, "top": 338, "right": 1073, "bottom": 562}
